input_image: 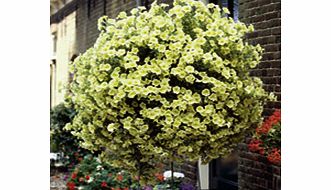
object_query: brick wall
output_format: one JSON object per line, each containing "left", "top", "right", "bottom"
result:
{"left": 239, "top": 0, "right": 281, "bottom": 116}
{"left": 180, "top": 161, "right": 197, "bottom": 185}
{"left": 76, "top": 0, "right": 137, "bottom": 53}
{"left": 177, "top": 162, "right": 198, "bottom": 185}
{"left": 238, "top": 0, "right": 281, "bottom": 189}
{"left": 238, "top": 143, "right": 280, "bottom": 190}
{"left": 74, "top": 0, "right": 176, "bottom": 54}
{"left": 162, "top": 161, "right": 197, "bottom": 185}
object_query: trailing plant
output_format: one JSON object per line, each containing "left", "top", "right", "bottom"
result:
{"left": 65, "top": 0, "right": 274, "bottom": 183}
{"left": 248, "top": 109, "right": 281, "bottom": 164}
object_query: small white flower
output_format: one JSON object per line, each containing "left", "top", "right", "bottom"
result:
{"left": 95, "top": 172, "right": 101, "bottom": 176}
{"left": 50, "top": 153, "right": 60, "bottom": 160}
{"left": 54, "top": 162, "right": 64, "bottom": 167}
{"left": 87, "top": 177, "right": 94, "bottom": 183}
{"left": 96, "top": 165, "right": 103, "bottom": 171}
{"left": 163, "top": 170, "right": 185, "bottom": 179}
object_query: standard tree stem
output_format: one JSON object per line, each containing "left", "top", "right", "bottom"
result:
{"left": 171, "top": 161, "right": 174, "bottom": 190}
{"left": 137, "top": 163, "right": 141, "bottom": 190}
{"left": 137, "top": 176, "right": 140, "bottom": 190}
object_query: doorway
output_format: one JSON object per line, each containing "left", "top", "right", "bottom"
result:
{"left": 209, "top": 152, "right": 238, "bottom": 190}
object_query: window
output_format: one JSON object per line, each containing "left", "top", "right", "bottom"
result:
{"left": 64, "top": 20, "right": 67, "bottom": 36}
{"left": 143, "top": 0, "right": 150, "bottom": 10}
{"left": 208, "top": 0, "right": 239, "bottom": 21}
{"left": 51, "top": 33, "right": 57, "bottom": 57}
{"left": 68, "top": 55, "right": 77, "bottom": 84}
{"left": 87, "top": 0, "right": 91, "bottom": 18}
{"left": 50, "top": 60, "right": 57, "bottom": 107}
{"left": 103, "top": 0, "right": 107, "bottom": 15}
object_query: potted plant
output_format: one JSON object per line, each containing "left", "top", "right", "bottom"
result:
{"left": 65, "top": 0, "right": 275, "bottom": 186}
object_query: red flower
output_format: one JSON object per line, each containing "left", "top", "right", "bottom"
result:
{"left": 101, "top": 181, "right": 107, "bottom": 187}
{"left": 71, "top": 173, "right": 77, "bottom": 179}
{"left": 268, "top": 110, "right": 281, "bottom": 125}
{"left": 155, "top": 173, "right": 164, "bottom": 182}
{"left": 248, "top": 139, "right": 263, "bottom": 152}
{"left": 256, "top": 121, "right": 272, "bottom": 134}
{"left": 256, "top": 109, "right": 281, "bottom": 135}
{"left": 123, "top": 187, "right": 129, "bottom": 190}
{"left": 86, "top": 175, "right": 90, "bottom": 180}
{"left": 273, "top": 109, "right": 281, "bottom": 120}
{"left": 79, "top": 177, "right": 84, "bottom": 182}
{"left": 67, "top": 182, "right": 75, "bottom": 190}
{"left": 78, "top": 157, "right": 83, "bottom": 162}
{"left": 250, "top": 110, "right": 281, "bottom": 164}
{"left": 116, "top": 174, "right": 123, "bottom": 181}
{"left": 267, "top": 148, "right": 281, "bottom": 164}
{"left": 258, "top": 147, "right": 265, "bottom": 155}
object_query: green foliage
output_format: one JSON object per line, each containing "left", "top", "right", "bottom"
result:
{"left": 66, "top": 155, "right": 136, "bottom": 190}
{"left": 65, "top": 0, "right": 274, "bottom": 182}
{"left": 51, "top": 103, "right": 76, "bottom": 152}
{"left": 50, "top": 103, "right": 90, "bottom": 168}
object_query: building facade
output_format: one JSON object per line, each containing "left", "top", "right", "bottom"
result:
{"left": 237, "top": 0, "right": 281, "bottom": 189}
{"left": 50, "top": 0, "right": 280, "bottom": 189}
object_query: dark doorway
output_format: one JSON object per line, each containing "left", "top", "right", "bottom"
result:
{"left": 209, "top": 152, "right": 238, "bottom": 190}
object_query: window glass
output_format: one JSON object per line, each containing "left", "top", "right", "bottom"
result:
{"left": 208, "top": 0, "right": 239, "bottom": 21}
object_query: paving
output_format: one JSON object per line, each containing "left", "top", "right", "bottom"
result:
{"left": 50, "top": 171, "right": 67, "bottom": 190}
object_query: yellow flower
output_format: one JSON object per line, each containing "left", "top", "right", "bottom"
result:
{"left": 196, "top": 106, "right": 204, "bottom": 113}
{"left": 117, "top": 11, "right": 127, "bottom": 19}
{"left": 185, "top": 75, "right": 195, "bottom": 83}
{"left": 107, "top": 123, "right": 116, "bottom": 132}
{"left": 202, "top": 89, "right": 210, "bottom": 96}
{"left": 185, "top": 66, "right": 195, "bottom": 73}
{"left": 173, "top": 86, "right": 181, "bottom": 94}
{"left": 222, "top": 7, "right": 230, "bottom": 14}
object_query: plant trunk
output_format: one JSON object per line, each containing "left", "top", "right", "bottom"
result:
{"left": 137, "top": 163, "right": 141, "bottom": 190}
{"left": 171, "top": 161, "right": 174, "bottom": 190}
